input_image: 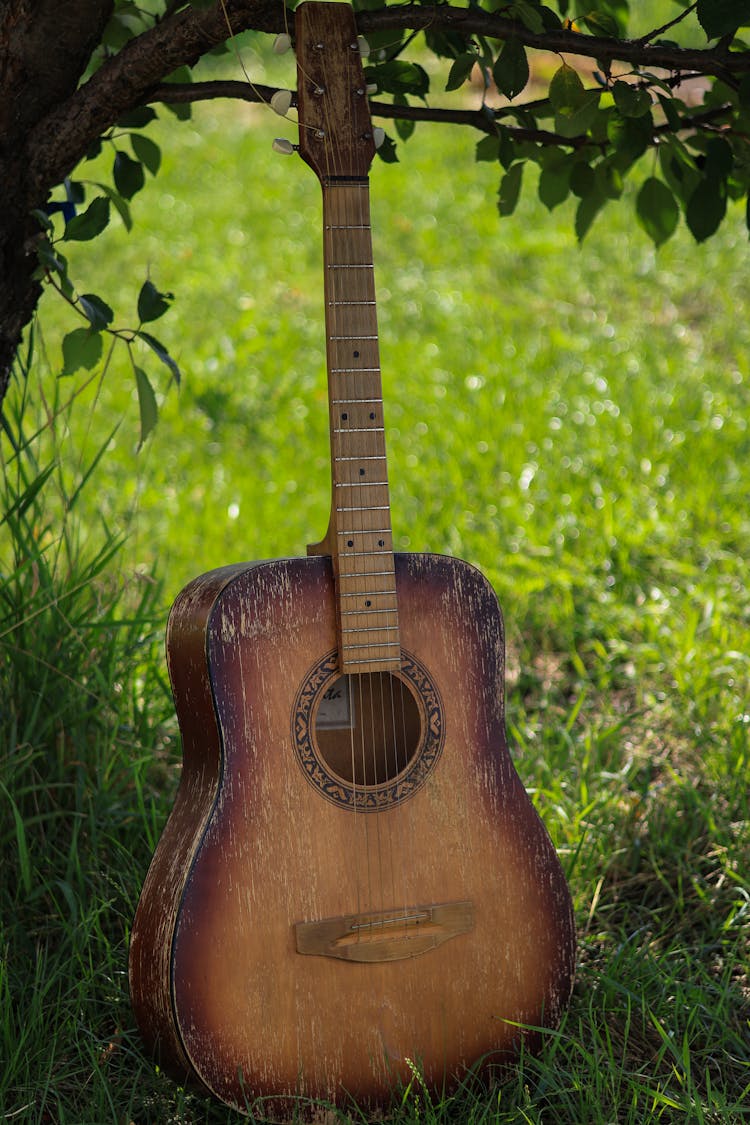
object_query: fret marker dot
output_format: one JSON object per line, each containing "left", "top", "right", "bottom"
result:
{"left": 378, "top": 539, "right": 384, "bottom": 547}
{"left": 359, "top": 468, "right": 365, "bottom": 476}
{"left": 341, "top": 412, "right": 348, "bottom": 420}
{"left": 347, "top": 539, "right": 354, "bottom": 547}
{"left": 365, "top": 600, "right": 372, "bottom": 607}
{"left": 353, "top": 350, "right": 360, "bottom": 358}
{"left": 369, "top": 412, "right": 375, "bottom": 419}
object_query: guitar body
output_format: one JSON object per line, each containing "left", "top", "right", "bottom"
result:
{"left": 129, "top": 552, "right": 575, "bottom": 1110}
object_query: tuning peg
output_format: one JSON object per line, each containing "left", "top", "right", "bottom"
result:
{"left": 270, "top": 89, "right": 293, "bottom": 116}
{"left": 366, "top": 83, "right": 378, "bottom": 96}
{"left": 357, "top": 35, "right": 370, "bottom": 58}
{"left": 272, "top": 137, "right": 296, "bottom": 155}
{"left": 273, "top": 32, "right": 292, "bottom": 54}
{"left": 373, "top": 127, "right": 385, "bottom": 149}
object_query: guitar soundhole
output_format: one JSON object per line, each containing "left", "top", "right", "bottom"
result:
{"left": 314, "top": 672, "right": 421, "bottom": 786}
{"left": 292, "top": 650, "right": 444, "bottom": 811}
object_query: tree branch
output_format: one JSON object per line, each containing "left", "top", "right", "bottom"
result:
{"left": 24, "top": 0, "right": 285, "bottom": 206}
{"left": 356, "top": 5, "right": 750, "bottom": 83}
{"left": 20, "top": 0, "right": 750, "bottom": 211}
{"left": 150, "top": 80, "right": 735, "bottom": 153}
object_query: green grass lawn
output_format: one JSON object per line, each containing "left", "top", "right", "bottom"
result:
{"left": 2, "top": 47, "right": 749, "bottom": 1125}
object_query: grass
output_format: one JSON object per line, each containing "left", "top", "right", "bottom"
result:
{"left": 2, "top": 30, "right": 749, "bottom": 1125}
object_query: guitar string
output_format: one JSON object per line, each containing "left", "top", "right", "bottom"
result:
{"left": 336, "top": 71, "right": 406, "bottom": 927}
{"left": 320, "top": 43, "right": 379, "bottom": 931}
{"left": 325, "top": 41, "right": 397, "bottom": 928}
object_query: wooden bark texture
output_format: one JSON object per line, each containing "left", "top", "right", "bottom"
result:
{"left": 129, "top": 552, "right": 576, "bottom": 1112}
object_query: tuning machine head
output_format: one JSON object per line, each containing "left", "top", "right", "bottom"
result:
{"left": 272, "top": 137, "right": 297, "bottom": 156}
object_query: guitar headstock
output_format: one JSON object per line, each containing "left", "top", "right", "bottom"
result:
{"left": 295, "top": 1, "right": 376, "bottom": 182}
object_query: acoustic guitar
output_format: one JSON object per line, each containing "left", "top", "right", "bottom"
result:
{"left": 129, "top": 2, "right": 576, "bottom": 1112}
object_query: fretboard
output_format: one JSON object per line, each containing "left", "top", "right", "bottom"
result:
{"left": 319, "top": 180, "right": 400, "bottom": 674}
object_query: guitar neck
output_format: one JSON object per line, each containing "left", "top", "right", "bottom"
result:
{"left": 319, "top": 179, "right": 400, "bottom": 674}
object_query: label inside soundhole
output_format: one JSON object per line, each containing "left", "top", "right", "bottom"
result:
{"left": 316, "top": 677, "right": 354, "bottom": 730}
{"left": 292, "top": 651, "right": 444, "bottom": 811}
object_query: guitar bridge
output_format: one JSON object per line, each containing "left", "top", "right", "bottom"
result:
{"left": 295, "top": 901, "right": 473, "bottom": 963}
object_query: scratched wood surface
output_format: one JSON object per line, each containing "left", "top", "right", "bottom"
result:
{"left": 129, "top": 552, "right": 576, "bottom": 1111}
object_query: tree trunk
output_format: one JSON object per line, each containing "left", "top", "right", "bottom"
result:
{"left": 0, "top": 0, "right": 115, "bottom": 400}
{"left": 0, "top": 0, "right": 282, "bottom": 406}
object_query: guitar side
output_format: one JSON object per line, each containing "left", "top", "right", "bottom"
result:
{"left": 129, "top": 552, "right": 575, "bottom": 1110}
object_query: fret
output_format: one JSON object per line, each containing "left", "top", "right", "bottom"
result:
{"left": 339, "top": 589, "right": 397, "bottom": 599}
{"left": 337, "top": 566, "right": 395, "bottom": 576}
{"left": 337, "top": 528, "right": 391, "bottom": 537}
{"left": 336, "top": 482, "right": 387, "bottom": 489}
{"left": 336, "top": 504, "right": 390, "bottom": 513}
{"left": 329, "top": 335, "right": 378, "bottom": 340}
{"left": 334, "top": 455, "right": 386, "bottom": 462}
{"left": 327, "top": 264, "right": 374, "bottom": 270}
{"left": 341, "top": 607, "right": 396, "bottom": 617}
{"left": 330, "top": 368, "right": 380, "bottom": 374}
{"left": 340, "top": 653, "right": 401, "bottom": 666}
{"left": 339, "top": 549, "right": 391, "bottom": 557}
{"left": 327, "top": 300, "right": 376, "bottom": 307}
{"left": 332, "top": 426, "right": 384, "bottom": 435}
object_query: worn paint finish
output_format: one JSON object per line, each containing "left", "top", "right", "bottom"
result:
{"left": 129, "top": 552, "right": 576, "bottom": 1111}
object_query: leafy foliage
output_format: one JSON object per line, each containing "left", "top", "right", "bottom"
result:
{"left": 14, "top": 0, "right": 750, "bottom": 441}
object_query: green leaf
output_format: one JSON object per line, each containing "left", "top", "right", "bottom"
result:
{"left": 393, "top": 96, "right": 416, "bottom": 144}
{"left": 704, "top": 136, "right": 733, "bottom": 180}
{"left": 134, "top": 366, "right": 158, "bottom": 448}
{"left": 498, "top": 125, "right": 517, "bottom": 170}
{"left": 510, "top": 0, "right": 545, "bottom": 34}
{"left": 365, "top": 61, "right": 430, "bottom": 100}
{"left": 131, "top": 133, "right": 162, "bottom": 175}
{"left": 62, "top": 328, "right": 103, "bottom": 375}
{"left": 697, "top": 0, "right": 750, "bottom": 39}
{"left": 493, "top": 39, "right": 529, "bottom": 100}
{"left": 570, "top": 161, "right": 595, "bottom": 197}
{"left": 475, "top": 135, "right": 500, "bottom": 163}
{"left": 446, "top": 52, "right": 477, "bottom": 92}
{"left": 538, "top": 160, "right": 571, "bottom": 210}
{"left": 612, "top": 80, "right": 652, "bottom": 118}
{"left": 395, "top": 114, "right": 416, "bottom": 142}
{"left": 137, "top": 280, "right": 173, "bottom": 324}
{"left": 117, "top": 106, "right": 157, "bottom": 129}
{"left": 607, "top": 110, "right": 653, "bottom": 167}
{"left": 686, "top": 176, "right": 727, "bottom": 241}
{"left": 113, "top": 151, "right": 145, "bottom": 200}
{"left": 137, "top": 330, "right": 181, "bottom": 385}
{"left": 581, "top": 11, "right": 621, "bottom": 37}
{"left": 78, "top": 293, "right": 114, "bottom": 331}
{"left": 588, "top": 0, "right": 629, "bottom": 36}
{"left": 62, "top": 196, "right": 110, "bottom": 242}
{"left": 549, "top": 63, "right": 586, "bottom": 113}
{"left": 375, "top": 132, "right": 399, "bottom": 163}
{"left": 498, "top": 162, "right": 524, "bottom": 217}
{"left": 636, "top": 177, "right": 679, "bottom": 246}
{"left": 554, "top": 91, "right": 601, "bottom": 138}
{"left": 90, "top": 182, "right": 131, "bottom": 232}
{"left": 575, "top": 187, "right": 607, "bottom": 242}
{"left": 36, "top": 238, "right": 68, "bottom": 277}
{"left": 657, "top": 94, "right": 683, "bottom": 132}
